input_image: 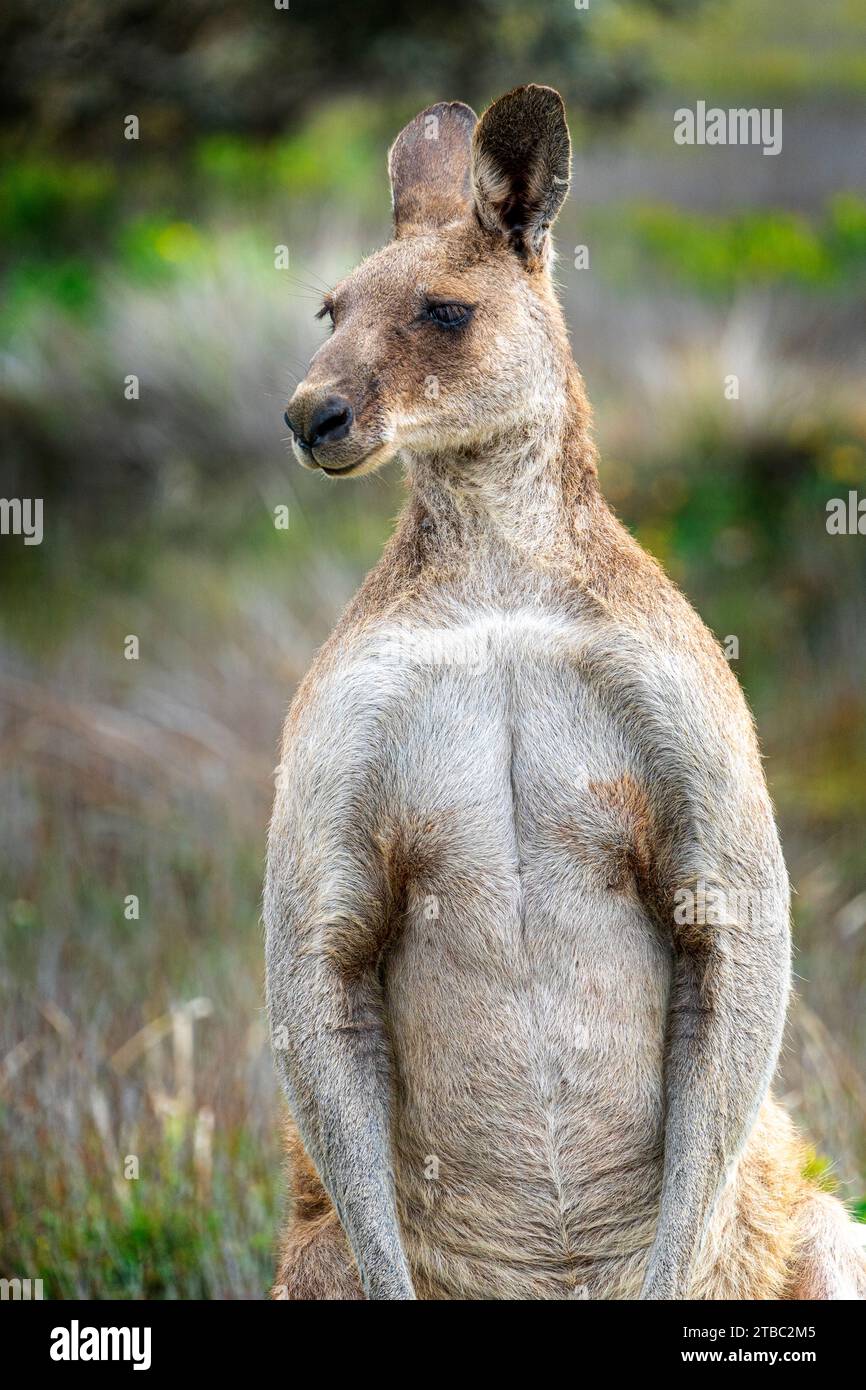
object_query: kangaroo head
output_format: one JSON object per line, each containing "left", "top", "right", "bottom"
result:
{"left": 285, "top": 86, "right": 573, "bottom": 478}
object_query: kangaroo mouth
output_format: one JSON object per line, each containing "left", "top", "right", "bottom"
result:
{"left": 289, "top": 426, "right": 394, "bottom": 477}
{"left": 319, "top": 455, "right": 369, "bottom": 476}
{"left": 315, "top": 442, "right": 394, "bottom": 477}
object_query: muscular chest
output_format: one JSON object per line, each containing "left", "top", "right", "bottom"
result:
{"left": 344, "top": 607, "right": 666, "bottom": 980}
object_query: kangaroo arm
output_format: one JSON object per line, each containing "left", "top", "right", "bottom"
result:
{"left": 265, "top": 725, "right": 414, "bottom": 1301}
{"left": 641, "top": 890, "right": 789, "bottom": 1299}
{"left": 578, "top": 616, "right": 792, "bottom": 1299}
{"left": 268, "top": 927, "right": 414, "bottom": 1300}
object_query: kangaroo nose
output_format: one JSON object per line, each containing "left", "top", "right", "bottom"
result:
{"left": 308, "top": 396, "right": 354, "bottom": 448}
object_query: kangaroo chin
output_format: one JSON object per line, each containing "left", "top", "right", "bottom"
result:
{"left": 267, "top": 85, "right": 866, "bottom": 1302}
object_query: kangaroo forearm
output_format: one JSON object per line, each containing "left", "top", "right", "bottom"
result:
{"left": 645, "top": 1041, "right": 771, "bottom": 1296}
{"left": 281, "top": 1056, "right": 413, "bottom": 1298}
{"left": 271, "top": 966, "right": 415, "bottom": 1300}
{"left": 642, "top": 937, "right": 788, "bottom": 1299}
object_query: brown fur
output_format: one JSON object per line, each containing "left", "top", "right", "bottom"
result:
{"left": 389, "top": 102, "right": 477, "bottom": 235}
{"left": 274, "top": 1101, "right": 863, "bottom": 1300}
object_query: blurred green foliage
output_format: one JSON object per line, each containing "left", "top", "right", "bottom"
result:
{"left": 594, "top": 195, "right": 866, "bottom": 294}
{"left": 4, "top": 136, "right": 865, "bottom": 332}
{"left": 0, "top": 0, "right": 694, "bottom": 153}
{"left": 6, "top": 1161, "right": 275, "bottom": 1300}
{"left": 0, "top": 158, "right": 116, "bottom": 248}
{"left": 595, "top": 0, "right": 866, "bottom": 99}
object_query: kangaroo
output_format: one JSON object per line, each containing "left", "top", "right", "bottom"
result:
{"left": 265, "top": 86, "right": 866, "bottom": 1300}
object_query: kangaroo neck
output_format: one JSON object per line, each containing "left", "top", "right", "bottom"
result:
{"left": 403, "top": 373, "right": 600, "bottom": 564}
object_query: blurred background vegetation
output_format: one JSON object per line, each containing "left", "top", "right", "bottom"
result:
{"left": 1, "top": 0, "right": 865, "bottom": 1298}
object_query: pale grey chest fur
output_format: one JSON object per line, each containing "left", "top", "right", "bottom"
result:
{"left": 309, "top": 600, "right": 672, "bottom": 1292}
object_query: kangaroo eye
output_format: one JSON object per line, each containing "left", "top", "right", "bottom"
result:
{"left": 316, "top": 300, "right": 335, "bottom": 326}
{"left": 426, "top": 302, "right": 472, "bottom": 328}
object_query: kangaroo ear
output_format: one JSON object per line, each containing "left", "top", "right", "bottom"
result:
{"left": 472, "top": 85, "right": 571, "bottom": 267}
{"left": 388, "top": 101, "right": 478, "bottom": 236}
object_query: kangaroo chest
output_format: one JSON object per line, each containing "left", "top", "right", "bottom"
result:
{"left": 346, "top": 604, "right": 673, "bottom": 1295}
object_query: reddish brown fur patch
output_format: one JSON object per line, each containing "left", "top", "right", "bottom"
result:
{"left": 281, "top": 1115, "right": 330, "bottom": 1221}
{"left": 273, "top": 1209, "right": 365, "bottom": 1301}
{"left": 376, "top": 811, "right": 455, "bottom": 906}
{"left": 556, "top": 773, "right": 655, "bottom": 896}
{"left": 272, "top": 1113, "right": 364, "bottom": 1300}
{"left": 691, "top": 1101, "right": 803, "bottom": 1299}
{"left": 692, "top": 1100, "right": 866, "bottom": 1301}
{"left": 313, "top": 812, "right": 454, "bottom": 992}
